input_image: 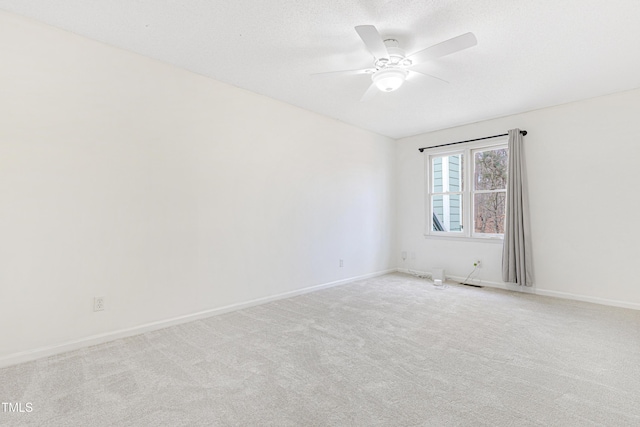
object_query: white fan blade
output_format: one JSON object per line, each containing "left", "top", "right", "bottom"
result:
{"left": 311, "top": 68, "right": 372, "bottom": 77}
{"left": 408, "top": 32, "right": 477, "bottom": 64}
{"left": 355, "top": 25, "right": 389, "bottom": 61}
{"left": 408, "top": 69, "right": 449, "bottom": 84}
{"left": 360, "top": 82, "right": 378, "bottom": 102}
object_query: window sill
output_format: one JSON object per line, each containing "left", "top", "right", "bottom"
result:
{"left": 423, "top": 234, "right": 504, "bottom": 244}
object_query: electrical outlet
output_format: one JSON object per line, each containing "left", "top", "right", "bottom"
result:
{"left": 339, "top": 259, "right": 344, "bottom": 268}
{"left": 401, "top": 251, "right": 407, "bottom": 261}
{"left": 473, "top": 260, "right": 482, "bottom": 268}
{"left": 94, "top": 296, "right": 105, "bottom": 312}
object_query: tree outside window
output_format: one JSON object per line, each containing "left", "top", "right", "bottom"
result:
{"left": 473, "top": 148, "right": 508, "bottom": 235}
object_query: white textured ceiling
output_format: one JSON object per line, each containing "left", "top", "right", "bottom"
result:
{"left": 1, "top": 0, "right": 640, "bottom": 139}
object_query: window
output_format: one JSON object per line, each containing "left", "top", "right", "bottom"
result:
{"left": 426, "top": 140, "right": 508, "bottom": 239}
{"left": 473, "top": 147, "right": 508, "bottom": 236}
{"left": 430, "top": 152, "right": 464, "bottom": 233}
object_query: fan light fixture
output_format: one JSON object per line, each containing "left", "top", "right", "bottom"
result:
{"left": 372, "top": 68, "right": 407, "bottom": 92}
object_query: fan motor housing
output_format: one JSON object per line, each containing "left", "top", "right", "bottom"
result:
{"left": 376, "top": 41, "right": 412, "bottom": 68}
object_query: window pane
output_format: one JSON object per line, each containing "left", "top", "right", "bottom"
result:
{"left": 474, "top": 148, "right": 508, "bottom": 191}
{"left": 432, "top": 154, "right": 464, "bottom": 192}
{"left": 432, "top": 194, "right": 463, "bottom": 232}
{"left": 474, "top": 192, "right": 506, "bottom": 234}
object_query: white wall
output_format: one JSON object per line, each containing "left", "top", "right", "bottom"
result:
{"left": 396, "top": 88, "right": 640, "bottom": 308}
{"left": 0, "top": 12, "right": 396, "bottom": 362}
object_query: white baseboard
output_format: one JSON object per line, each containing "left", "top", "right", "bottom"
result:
{"left": 0, "top": 268, "right": 395, "bottom": 369}
{"left": 532, "top": 288, "right": 640, "bottom": 311}
{"left": 4, "top": 267, "right": 637, "bottom": 369}
{"left": 398, "top": 268, "right": 640, "bottom": 311}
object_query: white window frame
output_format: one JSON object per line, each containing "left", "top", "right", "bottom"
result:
{"left": 424, "top": 138, "right": 508, "bottom": 241}
{"left": 426, "top": 149, "right": 465, "bottom": 237}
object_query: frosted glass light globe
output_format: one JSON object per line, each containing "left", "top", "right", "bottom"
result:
{"left": 372, "top": 68, "right": 407, "bottom": 92}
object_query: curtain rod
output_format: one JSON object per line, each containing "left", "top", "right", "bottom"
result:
{"left": 418, "top": 130, "right": 527, "bottom": 152}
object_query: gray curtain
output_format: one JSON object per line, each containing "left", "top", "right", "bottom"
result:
{"left": 502, "top": 128, "right": 532, "bottom": 286}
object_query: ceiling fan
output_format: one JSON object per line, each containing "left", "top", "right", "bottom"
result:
{"left": 314, "top": 25, "right": 477, "bottom": 101}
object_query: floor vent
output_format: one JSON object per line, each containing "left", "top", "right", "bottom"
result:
{"left": 459, "top": 282, "right": 483, "bottom": 288}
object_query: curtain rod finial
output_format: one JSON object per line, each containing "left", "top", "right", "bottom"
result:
{"left": 521, "top": 130, "right": 527, "bottom": 136}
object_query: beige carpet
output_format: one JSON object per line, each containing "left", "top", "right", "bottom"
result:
{"left": 1, "top": 273, "right": 639, "bottom": 426}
